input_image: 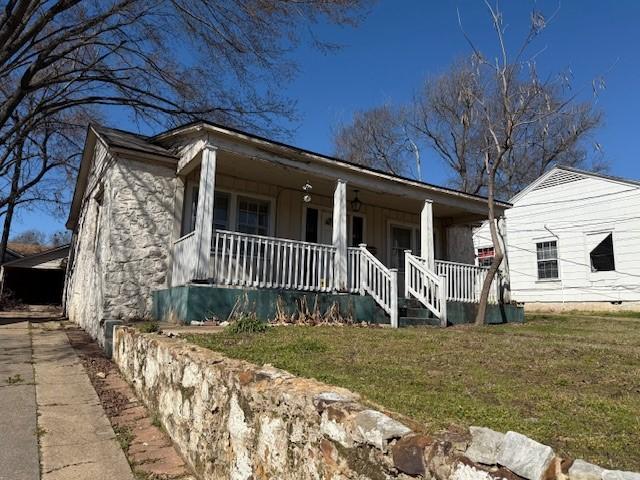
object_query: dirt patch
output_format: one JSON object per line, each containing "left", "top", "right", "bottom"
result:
{"left": 66, "top": 327, "right": 196, "bottom": 480}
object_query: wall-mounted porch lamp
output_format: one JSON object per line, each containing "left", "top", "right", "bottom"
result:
{"left": 351, "top": 189, "right": 362, "bottom": 212}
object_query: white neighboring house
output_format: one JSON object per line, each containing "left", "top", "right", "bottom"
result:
{"left": 473, "top": 166, "right": 640, "bottom": 310}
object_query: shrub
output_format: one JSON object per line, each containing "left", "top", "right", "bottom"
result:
{"left": 226, "top": 316, "right": 268, "bottom": 334}
{"left": 138, "top": 321, "right": 160, "bottom": 333}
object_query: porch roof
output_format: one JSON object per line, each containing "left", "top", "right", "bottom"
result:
{"left": 67, "top": 120, "right": 511, "bottom": 230}
{"left": 153, "top": 120, "right": 511, "bottom": 214}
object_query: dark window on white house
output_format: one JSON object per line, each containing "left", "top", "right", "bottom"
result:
{"left": 590, "top": 233, "right": 615, "bottom": 272}
{"left": 536, "top": 241, "right": 559, "bottom": 280}
{"left": 477, "top": 247, "right": 495, "bottom": 268}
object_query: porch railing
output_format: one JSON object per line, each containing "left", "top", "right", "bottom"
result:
{"left": 358, "top": 244, "right": 398, "bottom": 328}
{"left": 211, "top": 230, "right": 336, "bottom": 292}
{"left": 435, "top": 260, "right": 499, "bottom": 304}
{"left": 347, "top": 247, "right": 361, "bottom": 293}
{"left": 405, "top": 252, "right": 447, "bottom": 326}
{"left": 172, "top": 231, "right": 198, "bottom": 287}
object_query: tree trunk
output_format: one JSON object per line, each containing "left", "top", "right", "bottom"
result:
{"left": 0, "top": 156, "right": 22, "bottom": 262}
{"left": 474, "top": 169, "right": 504, "bottom": 325}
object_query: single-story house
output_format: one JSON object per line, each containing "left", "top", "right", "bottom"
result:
{"left": 64, "top": 121, "right": 516, "bottom": 345}
{"left": 1, "top": 244, "right": 69, "bottom": 305}
{"left": 473, "top": 166, "right": 640, "bottom": 311}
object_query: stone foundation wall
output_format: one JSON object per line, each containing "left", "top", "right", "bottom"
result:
{"left": 113, "top": 327, "right": 639, "bottom": 480}
{"left": 65, "top": 149, "right": 176, "bottom": 345}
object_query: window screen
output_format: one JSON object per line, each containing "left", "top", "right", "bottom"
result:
{"left": 237, "top": 196, "right": 270, "bottom": 236}
{"left": 590, "top": 233, "right": 615, "bottom": 272}
{"left": 536, "top": 241, "right": 559, "bottom": 280}
{"left": 213, "top": 192, "right": 230, "bottom": 230}
{"left": 477, "top": 247, "right": 495, "bottom": 268}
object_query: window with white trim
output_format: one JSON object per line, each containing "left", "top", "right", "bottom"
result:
{"left": 536, "top": 240, "right": 559, "bottom": 280}
{"left": 476, "top": 247, "right": 495, "bottom": 268}
{"left": 237, "top": 196, "right": 270, "bottom": 235}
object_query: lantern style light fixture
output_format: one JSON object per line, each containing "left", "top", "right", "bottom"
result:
{"left": 351, "top": 189, "right": 362, "bottom": 212}
{"left": 302, "top": 181, "right": 312, "bottom": 203}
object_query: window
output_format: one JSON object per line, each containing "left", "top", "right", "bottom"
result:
{"left": 536, "top": 240, "right": 559, "bottom": 280}
{"left": 589, "top": 233, "right": 615, "bottom": 272}
{"left": 477, "top": 247, "right": 495, "bottom": 268}
{"left": 213, "top": 192, "right": 230, "bottom": 230}
{"left": 237, "top": 196, "right": 270, "bottom": 235}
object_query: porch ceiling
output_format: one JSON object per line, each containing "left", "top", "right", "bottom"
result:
{"left": 216, "top": 151, "right": 491, "bottom": 224}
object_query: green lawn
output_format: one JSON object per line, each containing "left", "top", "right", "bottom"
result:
{"left": 185, "top": 314, "right": 640, "bottom": 470}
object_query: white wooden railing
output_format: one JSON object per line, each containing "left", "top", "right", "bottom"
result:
{"left": 405, "top": 252, "right": 447, "bottom": 326}
{"left": 211, "top": 230, "right": 336, "bottom": 292}
{"left": 347, "top": 247, "right": 361, "bottom": 293}
{"left": 358, "top": 244, "right": 398, "bottom": 328}
{"left": 435, "top": 260, "right": 499, "bottom": 304}
{"left": 171, "top": 231, "right": 198, "bottom": 287}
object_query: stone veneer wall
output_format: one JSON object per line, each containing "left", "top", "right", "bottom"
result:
{"left": 65, "top": 145, "right": 176, "bottom": 345}
{"left": 113, "top": 326, "right": 639, "bottom": 480}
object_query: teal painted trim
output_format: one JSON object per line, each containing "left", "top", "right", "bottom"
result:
{"left": 152, "top": 285, "right": 389, "bottom": 325}
{"left": 445, "top": 301, "right": 524, "bottom": 325}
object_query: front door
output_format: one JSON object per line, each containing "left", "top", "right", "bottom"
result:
{"left": 390, "top": 225, "right": 413, "bottom": 295}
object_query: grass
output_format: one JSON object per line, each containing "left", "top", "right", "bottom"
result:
{"left": 185, "top": 313, "right": 640, "bottom": 470}
{"left": 136, "top": 321, "right": 160, "bottom": 333}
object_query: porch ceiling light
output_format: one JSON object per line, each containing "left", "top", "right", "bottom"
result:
{"left": 302, "top": 181, "right": 313, "bottom": 203}
{"left": 351, "top": 190, "right": 362, "bottom": 212}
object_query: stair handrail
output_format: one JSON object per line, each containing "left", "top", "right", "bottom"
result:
{"left": 358, "top": 244, "right": 398, "bottom": 328}
{"left": 405, "top": 251, "right": 447, "bottom": 327}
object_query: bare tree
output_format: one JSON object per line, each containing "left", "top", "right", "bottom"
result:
{"left": 457, "top": 2, "right": 604, "bottom": 324}
{"left": 10, "top": 228, "right": 47, "bottom": 245}
{"left": 0, "top": 0, "right": 371, "bottom": 260}
{"left": 49, "top": 230, "right": 71, "bottom": 246}
{"left": 333, "top": 105, "right": 421, "bottom": 177}
{"left": 410, "top": 58, "right": 603, "bottom": 199}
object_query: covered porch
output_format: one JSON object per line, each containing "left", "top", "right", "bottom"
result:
{"left": 168, "top": 138, "right": 506, "bottom": 327}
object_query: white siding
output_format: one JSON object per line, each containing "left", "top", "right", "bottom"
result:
{"left": 474, "top": 171, "right": 640, "bottom": 304}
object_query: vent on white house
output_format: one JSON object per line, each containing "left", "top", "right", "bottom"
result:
{"left": 532, "top": 170, "right": 587, "bottom": 190}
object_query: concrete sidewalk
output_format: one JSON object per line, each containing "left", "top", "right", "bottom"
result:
{"left": 0, "top": 316, "right": 135, "bottom": 480}
{"left": 32, "top": 322, "right": 135, "bottom": 480}
{"left": 0, "top": 319, "right": 40, "bottom": 480}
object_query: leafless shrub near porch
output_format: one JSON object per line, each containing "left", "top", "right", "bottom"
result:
{"left": 227, "top": 292, "right": 258, "bottom": 323}
{"left": 272, "top": 294, "right": 358, "bottom": 326}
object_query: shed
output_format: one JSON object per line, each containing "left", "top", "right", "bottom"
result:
{"left": 1, "top": 244, "right": 70, "bottom": 305}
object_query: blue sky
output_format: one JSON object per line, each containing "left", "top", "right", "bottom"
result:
{"left": 12, "top": 0, "right": 640, "bottom": 237}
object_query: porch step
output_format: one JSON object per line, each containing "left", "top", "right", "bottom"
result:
{"left": 400, "top": 307, "right": 432, "bottom": 319}
{"left": 397, "top": 297, "right": 438, "bottom": 327}
{"left": 398, "top": 316, "right": 440, "bottom": 327}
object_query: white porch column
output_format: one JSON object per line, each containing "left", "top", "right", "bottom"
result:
{"left": 333, "top": 179, "right": 348, "bottom": 291}
{"left": 193, "top": 145, "right": 217, "bottom": 280}
{"left": 420, "top": 199, "right": 435, "bottom": 270}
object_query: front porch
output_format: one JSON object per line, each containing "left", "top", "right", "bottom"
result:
{"left": 167, "top": 139, "right": 508, "bottom": 327}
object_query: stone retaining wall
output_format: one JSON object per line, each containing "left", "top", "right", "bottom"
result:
{"left": 113, "top": 327, "right": 639, "bottom": 480}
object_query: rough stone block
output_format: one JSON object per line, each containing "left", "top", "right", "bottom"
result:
{"left": 496, "top": 431, "right": 554, "bottom": 480}
{"left": 351, "top": 409, "right": 412, "bottom": 450}
{"left": 451, "top": 462, "right": 498, "bottom": 480}
{"left": 392, "top": 434, "right": 431, "bottom": 476}
{"left": 569, "top": 460, "right": 605, "bottom": 480}
{"left": 602, "top": 471, "right": 640, "bottom": 480}
{"left": 465, "top": 426, "right": 504, "bottom": 465}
